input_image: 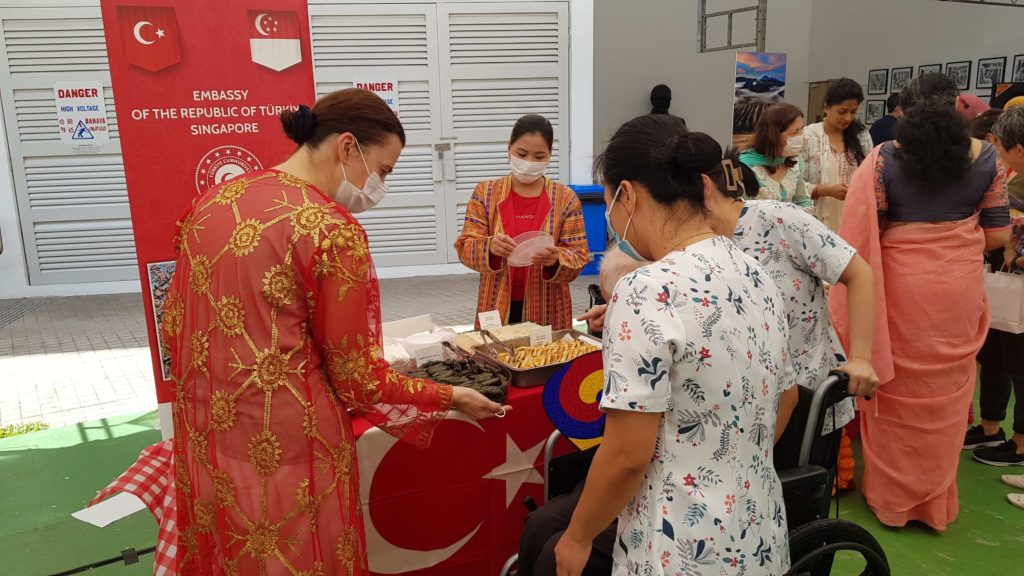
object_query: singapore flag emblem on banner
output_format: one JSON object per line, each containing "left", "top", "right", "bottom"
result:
{"left": 248, "top": 10, "right": 302, "bottom": 71}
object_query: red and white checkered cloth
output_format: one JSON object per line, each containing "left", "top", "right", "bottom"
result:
{"left": 90, "top": 439, "right": 178, "bottom": 575}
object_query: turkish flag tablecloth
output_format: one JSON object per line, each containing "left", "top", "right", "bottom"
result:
{"left": 88, "top": 385, "right": 552, "bottom": 575}
{"left": 354, "top": 385, "right": 551, "bottom": 575}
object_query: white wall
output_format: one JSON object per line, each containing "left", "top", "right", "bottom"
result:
{"left": 808, "top": 0, "right": 1024, "bottom": 98}
{"left": 592, "top": 0, "right": 813, "bottom": 155}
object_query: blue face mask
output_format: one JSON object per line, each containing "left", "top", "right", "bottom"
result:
{"left": 605, "top": 184, "right": 644, "bottom": 261}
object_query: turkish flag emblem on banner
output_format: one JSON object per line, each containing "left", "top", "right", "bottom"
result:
{"left": 116, "top": 5, "right": 181, "bottom": 72}
{"left": 248, "top": 10, "right": 302, "bottom": 72}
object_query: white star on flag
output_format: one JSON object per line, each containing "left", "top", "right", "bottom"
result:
{"left": 483, "top": 435, "right": 545, "bottom": 508}
{"left": 156, "top": 29, "right": 165, "bottom": 38}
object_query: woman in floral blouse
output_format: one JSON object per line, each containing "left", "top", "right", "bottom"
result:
{"left": 554, "top": 116, "right": 797, "bottom": 576}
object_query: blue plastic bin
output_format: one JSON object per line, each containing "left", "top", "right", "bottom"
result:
{"left": 569, "top": 184, "right": 606, "bottom": 275}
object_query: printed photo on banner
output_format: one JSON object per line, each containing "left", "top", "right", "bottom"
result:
{"left": 977, "top": 57, "right": 1007, "bottom": 90}
{"left": 147, "top": 260, "right": 176, "bottom": 381}
{"left": 732, "top": 52, "right": 787, "bottom": 151}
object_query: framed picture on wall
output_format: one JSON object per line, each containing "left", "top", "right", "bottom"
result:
{"left": 890, "top": 67, "right": 913, "bottom": 93}
{"left": 868, "top": 69, "right": 888, "bottom": 95}
{"left": 946, "top": 61, "right": 972, "bottom": 91}
{"left": 866, "top": 100, "right": 886, "bottom": 125}
{"left": 919, "top": 63, "right": 942, "bottom": 76}
{"left": 978, "top": 57, "right": 1007, "bottom": 90}
{"left": 1013, "top": 54, "right": 1024, "bottom": 82}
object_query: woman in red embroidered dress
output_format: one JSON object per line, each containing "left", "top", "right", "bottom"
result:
{"left": 162, "top": 89, "right": 506, "bottom": 575}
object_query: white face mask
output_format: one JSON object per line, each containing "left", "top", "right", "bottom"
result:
{"left": 509, "top": 154, "right": 549, "bottom": 184}
{"left": 783, "top": 134, "right": 805, "bottom": 157}
{"left": 334, "top": 139, "right": 388, "bottom": 213}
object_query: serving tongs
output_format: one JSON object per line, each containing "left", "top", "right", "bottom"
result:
{"left": 480, "top": 329, "right": 516, "bottom": 357}
{"left": 442, "top": 341, "right": 475, "bottom": 374}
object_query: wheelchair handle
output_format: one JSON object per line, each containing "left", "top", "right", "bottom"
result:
{"left": 829, "top": 367, "right": 872, "bottom": 401}
{"left": 798, "top": 371, "right": 854, "bottom": 467}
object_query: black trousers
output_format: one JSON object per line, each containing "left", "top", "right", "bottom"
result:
{"left": 978, "top": 328, "right": 1024, "bottom": 435}
{"left": 517, "top": 481, "right": 616, "bottom": 576}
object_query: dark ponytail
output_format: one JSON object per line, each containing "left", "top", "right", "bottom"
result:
{"left": 595, "top": 114, "right": 720, "bottom": 212}
{"left": 825, "top": 78, "right": 867, "bottom": 165}
{"left": 280, "top": 88, "right": 406, "bottom": 148}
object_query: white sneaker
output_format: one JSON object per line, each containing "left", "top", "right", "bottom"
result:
{"left": 1008, "top": 493, "right": 1024, "bottom": 510}
{"left": 1002, "top": 474, "right": 1024, "bottom": 490}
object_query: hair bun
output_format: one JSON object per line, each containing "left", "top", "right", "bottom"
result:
{"left": 281, "top": 104, "right": 317, "bottom": 145}
{"left": 672, "top": 132, "right": 723, "bottom": 173}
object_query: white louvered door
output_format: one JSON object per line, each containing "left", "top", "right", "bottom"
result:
{"left": 309, "top": 3, "right": 447, "bottom": 267}
{"left": 0, "top": 6, "right": 136, "bottom": 284}
{"left": 437, "top": 2, "right": 569, "bottom": 262}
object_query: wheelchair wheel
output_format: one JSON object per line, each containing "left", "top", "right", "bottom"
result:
{"left": 786, "top": 518, "right": 889, "bottom": 576}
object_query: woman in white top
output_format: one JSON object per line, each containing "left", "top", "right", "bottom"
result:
{"left": 555, "top": 116, "right": 796, "bottom": 576}
{"left": 738, "top": 102, "right": 813, "bottom": 209}
{"left": 801, "top": 78, "right": 875, "bottom": 231}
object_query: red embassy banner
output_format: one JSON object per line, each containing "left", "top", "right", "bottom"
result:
{"left": 100, "top": 1, "right": 315, "bottom": 402}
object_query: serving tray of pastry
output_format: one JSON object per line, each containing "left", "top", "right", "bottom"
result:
{"left": 472, "top": 330, "right": 601, "bottom": 388}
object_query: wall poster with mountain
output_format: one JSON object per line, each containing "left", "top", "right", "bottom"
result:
{"left": 732, "top": 52, "right": 787, "bottom": 150}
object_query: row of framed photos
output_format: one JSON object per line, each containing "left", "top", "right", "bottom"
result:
{"left": 868, "top": 55, "right": 1024, "bottom": 95}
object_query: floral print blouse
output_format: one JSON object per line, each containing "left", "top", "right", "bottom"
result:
{"left": 734, "top": 200, "right": 857, "bottom": 433}
{"left": 601, "top": 237, "right": 792, "bottom": 576}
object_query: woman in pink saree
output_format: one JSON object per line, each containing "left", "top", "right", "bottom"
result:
{"left": 831, "top": 73, "right": 1010, "bottom": 530}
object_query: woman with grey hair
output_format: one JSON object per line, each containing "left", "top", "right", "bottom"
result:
{"left": 974, "top": 106, "right": 1024, "bottom": 508}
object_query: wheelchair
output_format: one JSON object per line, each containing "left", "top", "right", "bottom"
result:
{"left": 500, "top": 371, "right": 890, "bottom": 576}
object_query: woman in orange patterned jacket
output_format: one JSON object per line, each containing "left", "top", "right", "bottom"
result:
{"left": 162, "top": 89, "right": 505, "bottom": 576}
{"left": 455, "top": 115, "right": 589, "bottom": 330}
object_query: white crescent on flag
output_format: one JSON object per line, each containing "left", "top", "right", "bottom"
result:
{"left": 356, "top": 412, "right": 485, "bottom": 574}
{"left": 254, "top": 13, "right": 270, "bottom": 36}
{"left": 133, "top": 21, "right": 155, "bottom": 45}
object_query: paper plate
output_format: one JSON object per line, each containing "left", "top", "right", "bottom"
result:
{"left": 507, "top": 231, "right": 554, "bottom": 267}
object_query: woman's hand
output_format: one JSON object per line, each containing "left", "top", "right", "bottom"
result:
{"left": 489, "top": 233, "right": 517, "bottom": 258}
{"left": 1003, "top": 245, "right": 1019, "bottom": 269}
{"left": 554, "top": 532, "right": 593, "bottom": 576}
{"left": 578, "top": 304, "right": 608, "bottom": 333}
{"left": 452, "top": 386, "right": 510, "bottom": 420}
{"left": 817, "top": 183, "right": 848, "bottom": 200}
{"left": 837, "top": 357, "right": 880, "bottom": 398}
{"left": 532, "top": 245, "right": 560, "bottom": 267}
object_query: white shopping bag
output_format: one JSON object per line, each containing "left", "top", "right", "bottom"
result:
{"left": 985, "top": 268, "right": 1024, "bottom": 334}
